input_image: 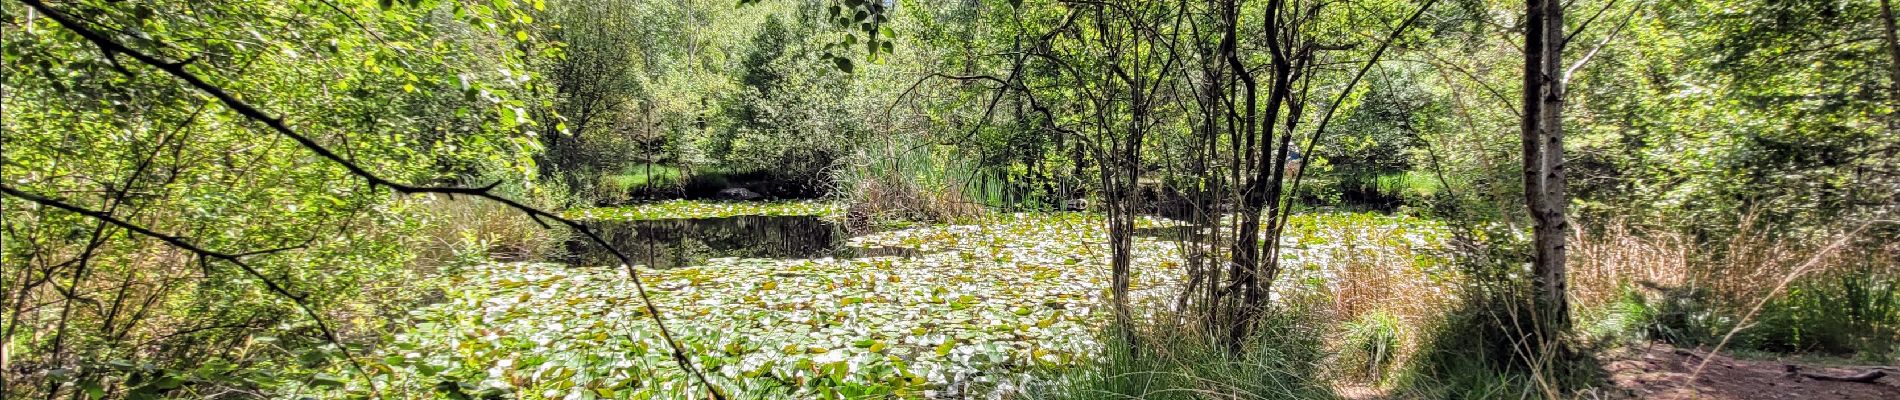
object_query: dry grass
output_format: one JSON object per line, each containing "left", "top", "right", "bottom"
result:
{"left": 1569, "top": 214, "right": 1877, "bottom": 314}
{"left": 1569, "top": 220, "right": 1693, "bottom": 311}
{"left": 407, "top": 196, "right": 571, "bottom": 266}
{"left": 844, "top": 177, "right": 985, "bottom": 225}
{"left": 1286, "top": 217, "right": 1464, "bottom": 387}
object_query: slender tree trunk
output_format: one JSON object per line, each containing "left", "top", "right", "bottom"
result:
{"left": 1226, "top": 0, "right": 1295, "bottom": 350}
{"left": 1881, "top": 0, "right": 1900, "bottom": 133}
{"left": 1106, "top": 162, "right": 1135, "bottom": 336}
{"left": 1522, "top": 0, "right": 1571, "bottom": 344}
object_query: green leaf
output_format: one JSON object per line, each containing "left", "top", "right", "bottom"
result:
{"left": 832, "top": 56, "right": 853, "bottom": 73}
{"left": 82, "top": 381, "right": 105, "bottom": 399}
{"left": 934, "top": 339, "right": 956, "bottom": 356}
{"left": 309, "top": 373, "right": 346, "bottom": 388}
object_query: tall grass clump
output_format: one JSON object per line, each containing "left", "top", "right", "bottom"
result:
{"left": 1395, "top": 285, "right": 1602, "bottom": 400}
{"left": 1391, "top": 226, "right": 1602, "bottom": 400}
{"left": 1339, "top": 311, "right": 1403, "bottom": 383}
{"left": 1569, "top": 216, "right": 1898, "bottom": 360}
{"left": 408, "top": 168, "right": 576, "bottom": 268}
{"left": 831, "top": 136, "right": 985, "bottom": 224}
{"left": 1031, "top": 308, "right": 1336, "bottom": 400}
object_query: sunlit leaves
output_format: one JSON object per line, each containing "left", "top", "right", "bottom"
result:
{"left": 740, "top": 0, "right": 893, "bottom": 73}
{"left": 1, "top": 0, "right": 557, "bottom": 396}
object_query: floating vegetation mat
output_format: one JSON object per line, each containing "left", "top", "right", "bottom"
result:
{"left": 567, "top": 200, "right": 845, "bottom": 222}
{"left": 337, "top": 211, "right": 1449, "bottom": 399}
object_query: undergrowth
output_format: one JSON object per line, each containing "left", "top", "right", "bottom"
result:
{"left": 832, "top": 137, "right": 986, "bottom": 224}
{"left": 1340, "top": 311, "right": 1403, "bottom": 383}
{"left": 1570, "top": 218, "right": 1899, "bottom": 361}
{"left": 1031, "top": 308, "right": 1337, "bottom": 400}
{"left": 410, "top": 168, "right": 575, "bottom": 267}
{"left": 1394, "top": 286, "right": 1603, "bottom": 400}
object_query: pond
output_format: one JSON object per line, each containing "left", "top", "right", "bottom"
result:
{"left": 343, "top": 203, "right": 1454, "bottom": 399}
{"left": 563, "top": 215, "right": 918, "bottom": 269}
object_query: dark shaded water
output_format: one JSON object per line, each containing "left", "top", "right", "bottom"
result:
{"left": 564, "top": 215, "right": 915, "bottom": 269}
{"left": 1132, "top": 225, "right": 1201, "bottom": 240}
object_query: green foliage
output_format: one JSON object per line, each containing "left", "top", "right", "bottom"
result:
{"left": 1, "top": 0, "right": 558, "bottom": 397}
{"left": 1030, "top": 308, "right": 1336, "bottom": 400}
{"left": 1395, "top": 288, "right": 1602, "bottom": 400}
{"left": 1341, "top": 311, "right": 1404, "bottom": 382}
{"left": 1564, "top": 0, "right": 1898, "bottom": 230}
{"left": 708, "top": 6, "right": 860, "bottom": 179}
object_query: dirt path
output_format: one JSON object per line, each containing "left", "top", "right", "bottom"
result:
{"left": 1601, "top": 344, "right": 1899, "bottom": 399}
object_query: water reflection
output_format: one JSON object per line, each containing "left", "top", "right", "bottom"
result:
{"left": 565, "top": 215, "right": 917, "bottom": 269}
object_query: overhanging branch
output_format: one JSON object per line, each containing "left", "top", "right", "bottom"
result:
{"left": 14, "top": 0, "right": 726, "bottom": 397}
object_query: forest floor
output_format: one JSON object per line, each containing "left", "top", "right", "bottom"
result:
{"left": 1596, "top": 343, "right": 1900, "bottom": 399}
{"left": 1335, "top": 343, "right": 1899, "bottom": 399}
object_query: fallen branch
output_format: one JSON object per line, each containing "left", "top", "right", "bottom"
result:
{"left": 1787, "top": 365, "right": 1891, "bottom": 384}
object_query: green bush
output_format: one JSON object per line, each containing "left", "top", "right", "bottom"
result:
{"left": 1031, "top": 309, "right": 1335, "bottom": 400}
{"left": 1395, "top": 285, "right": 1601, "bottom": 400}
{"left": 1341, "top": 311, "right": 1403, "bottom": 383}
{"left": 1616, "top": 241, "right": 1900, "bottom": 362}
{"left": 833, "top": 138, "right": 986, "bottom": 224}
{"left": 1577, "top": 284, "right": 1660, "bottom": 345}
{"left": 1649, "top": 274, "right": 1899, "bottom": 360}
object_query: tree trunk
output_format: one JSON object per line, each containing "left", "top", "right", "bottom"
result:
{"left": 1880, "top": 0, "right": 1900, "bottom": 133}
{"left": 1522, "top": 0, "right": 1571, "bottom": 343}
{"left": 1107, "top": 169, "right": 1135, "bottom": 336}
{"left": 1222, "top": 0, "right": 1289, "bottom": 349}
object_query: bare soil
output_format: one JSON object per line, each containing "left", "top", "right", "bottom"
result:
{"left": 1599, "top": 343, "right": 1899, "bottom": 400}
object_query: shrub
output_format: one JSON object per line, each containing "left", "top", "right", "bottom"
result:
{"left": 1570, "top": 217, "right": 1898, "bottom": 359}
{"left": 832, "top": 137, "right": 985, "bottom": 224}
{"left": 1340, "top": 311, "right": 1403, "bottom": 383}
{"left": 1030, "top": 308, "right": 1335, "bottom": 400}
{"left": 1395, "top": 286, "right": 1601, "bottom": 400}
{"left": 1577, "top": 284, "right": 1659, "bottom": 345}
{"left": 408, "top": 169, "right": 575, "bottom": 268}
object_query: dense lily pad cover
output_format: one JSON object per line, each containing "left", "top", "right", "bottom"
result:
{"left": 333, "top": 211, "right": 1448, "bottom": 399}
{"left": 567, "top": 200, "right": 845, "bottom": 222}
